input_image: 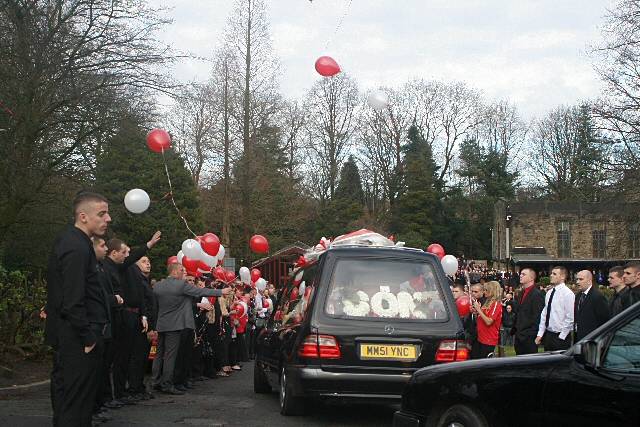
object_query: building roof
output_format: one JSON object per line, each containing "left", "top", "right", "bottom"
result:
{"left": 512, "top": 255, "right": 640, "bottom": 264}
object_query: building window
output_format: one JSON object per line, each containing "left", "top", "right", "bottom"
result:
{"left": 630, "top": 223, "right": 640, "bottom": 258}
{"left": 557, "top": 221, "right": 571, "bottom": 258}
{"left": 592, "top": 229, "right": 607, "bottom": 258}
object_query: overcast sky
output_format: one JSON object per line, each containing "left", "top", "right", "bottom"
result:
{"left": 150, "top": 0, "right": 614, "bottom": 119}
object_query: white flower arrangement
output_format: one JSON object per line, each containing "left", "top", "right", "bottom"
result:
{"left": 412, "top": 309, "right": 427, "bottom": 319}
{"left": 397, "top": 291, "right": 415, "bottom": 318}
{"left": 342, "top": 290, "right": 371, "bottom": 317}
{"left": 370, "top": 291, "right": 399, "bottom": 318}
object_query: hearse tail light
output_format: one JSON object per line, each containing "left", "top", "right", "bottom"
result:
{"left": 298, "top": 335, "right": 341, "bottom": 359}
{"left": 435, "top": 340, "right": 469, "bottom": 363}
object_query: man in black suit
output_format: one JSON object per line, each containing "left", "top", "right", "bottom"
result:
{"left": 45, "top": 192, "right": 112, "bottom": 427}
{"left": 574, "top": 270, "right": 610, "bottom": 342}
{"left": 511, "top": 268, "right": 545, "bottom": 355}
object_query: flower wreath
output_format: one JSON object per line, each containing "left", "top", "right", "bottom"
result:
{"left": 370, "top": 291, "right": 399, "bottom": 318}
{"left": 397, "top": 291, "right": 416, "bottom": 318}
{"left": 342, "top": 290, "right": 370, "bottom": 317}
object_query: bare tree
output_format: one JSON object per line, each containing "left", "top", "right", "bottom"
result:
{"left": 277, "top": 100, "right": 306, "bottom": 182}
{"left": 530, "top": 105, "right": 608, "bottom": 201}
{"left": 0, "top": 0, "right": 175, "bottom": 243}
{"left": 304, "top": 73, "right": 360, "bottom": 202}
{"left": 168, "top": 82, "right": 220, "bottom": 186}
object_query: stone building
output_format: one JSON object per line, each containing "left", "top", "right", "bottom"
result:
{"left": 493, "top": 200, "right": 640, "bottom": 273}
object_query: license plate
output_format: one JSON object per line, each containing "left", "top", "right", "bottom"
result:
{"left": 359, "top": 343, "right": 418, "bottom": 361}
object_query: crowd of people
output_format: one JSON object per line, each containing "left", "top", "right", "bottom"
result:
{"left": 44, "top": 192, "right": 278, "bottom": 427}
{"left": 452, "top": 263, "right": 640, "bottom": 359}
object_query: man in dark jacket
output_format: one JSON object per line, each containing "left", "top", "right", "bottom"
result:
{"left": 104, "top": 231, "right": 161, "bottom": 403}
{"left": 608, "top": 266, "right": 631, "bottom": 316}
{"left": 574, "top": 270, "right": 610, "bottom": 342}
{"left": 45, "top": 192, "right": 112, "bottom": 427}
{"left": 511, "top": 268, "right": 545, "bottom": 355}
{"left": 623, "top": 261, "right": 640, "bottom": 305}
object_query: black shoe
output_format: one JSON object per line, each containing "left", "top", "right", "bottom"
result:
{"left": 93, "top": 412, "right": 112, "bottom": 422}
{"left": 119, "top": 395, "right": 138, "bottom": 405}
{"left": 160, "top": 386, "right": 185, "bottom": 395}
{"left": 184, "top": 382, "right": 195, "bottom": 389}
{"left": 175, "top": 384, "right": 188, "bottom": 392}
{"left": 103, "top": 400, "right": 123, "bottom": 409}
{"left": 152, "top": 384, "right": 163, "bottom": 391}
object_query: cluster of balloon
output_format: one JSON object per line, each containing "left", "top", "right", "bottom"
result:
{"left": 456, "top": 295, "right": 472, "bottom": 317}
{"left": 315, "top": 56, "right": 341, "bottom": 77}
{"left": 367, "top": 90, "right": 389, "bottom": 111}
{"left": 169, "top": 232, "right": 225, "bottom": 278}
{"left": 249, "top": 235, "right": 269, "bottom": 254}
{"left": 146, "top": 128, "right": 172, "bottom": 153}
{"left": 426, "top": 243, "right": 458, "bottom": 276}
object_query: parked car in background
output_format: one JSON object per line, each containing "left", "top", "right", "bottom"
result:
{"left": 393, "top": 302, "right": 640, "bottom": 427}
{"left": 254, "top": 238, "right": 469, "bottom": 416}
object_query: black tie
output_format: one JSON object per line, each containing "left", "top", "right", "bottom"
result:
{"left": 544, "top": 288, "right": 556, "bottom": 329}
{"left": 577, "top": 292, "right": 586, "bottom": 312}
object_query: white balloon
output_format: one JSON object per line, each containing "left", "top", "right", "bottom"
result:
{"left": 177, "top": 250, "right": 184, "bottom": 264}
{"left": 239, "top": 266, "right": 251, "bottom": 284}
{"left": 441, "top": 254, "right": 459, "bottom": 276}
{"left": 124, "top": 189, "right": 150, "bottom": 214}
{"left": 182, "top": 239, "right": 203, "bottom": 260}
{"left": 217, "top": 245, "right": 225, "bottom": 261}
{"left": 299, "top": 281, "right": 306, "bottom": 297}
{"left": 256, "top": 278, "right": 267, "bottom": 291}
{"left": 367, "top": 90, "right": 389, "bottom": 111}
{"left": 201, "top": 252, "right": 217, "bottom": 267}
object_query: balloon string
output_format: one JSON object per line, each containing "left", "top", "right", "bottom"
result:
{"left": 161, "top": 148, "right": 198, "bottom": 238}
{"left": 324, "top": 0, "right": 353, "bottom": 51}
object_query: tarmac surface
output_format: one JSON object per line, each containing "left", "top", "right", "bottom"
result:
{"left": 0, "top": 361, "right": 398, "bottom": 426}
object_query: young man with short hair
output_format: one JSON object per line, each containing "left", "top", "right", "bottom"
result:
{"left": 512, "top": 268, "right": 545, "bottom": 355}
{"left": 608, "top": 266, "right": 631, "bottom": 316}
{"left": 623, "top": 261, "right": 640, "bottom": 305}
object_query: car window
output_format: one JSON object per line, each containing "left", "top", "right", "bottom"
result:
{"left": 602, "top": 315, "right": 640, "bottom": 373}
{"left": 324, "top": 258, "right": 448, "bottom": 321}
{"left": 281, "top": 265, "right": 317, "bottom": 327}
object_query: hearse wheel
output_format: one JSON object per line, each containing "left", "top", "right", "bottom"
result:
{"left": 431, "top": 403, "right": 488, "bottom": 427}
{"left": 253, "top": 360, "right": 271, "bottom": 393}
{"left": 279, "top": 366, "right": 306, "bottom": 416}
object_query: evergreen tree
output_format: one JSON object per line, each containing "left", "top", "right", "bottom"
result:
{"left": 317, "top": 156, "right": 365, "bottom": 238}
{"left": 94, "top": 117, "right": 203, "bottom": 278}
{"left": 391, "top": 125, "right": 442, "bottom": 248}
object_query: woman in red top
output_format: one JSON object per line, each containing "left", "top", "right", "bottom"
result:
{"left": 471, "top": 281, "right": 503, "bottom": 359}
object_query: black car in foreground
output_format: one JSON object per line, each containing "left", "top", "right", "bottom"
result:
{"left": 393, "top": 302, "right": 640, "bottom": 427}
{"left": 254, "top": 243, "right": 469, "bottom": 415}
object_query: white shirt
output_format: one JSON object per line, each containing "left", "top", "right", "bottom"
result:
{"left": 254, "top": 293, "right": 267, "bottom": 318}
{"left": 537, "top": 283, "right": 575, "bottom": 340}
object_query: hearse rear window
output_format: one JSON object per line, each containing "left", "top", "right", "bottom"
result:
{"left": 324, "top": 259, "right": 448, "bottom": 321}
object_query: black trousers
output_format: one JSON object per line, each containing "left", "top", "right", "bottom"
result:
{"left": 471, "top": 341, "right": 495, "bottom": 359}
{"left": 51, "top": 326, "right": 104, "bottom": 427}
{"left": 95, "top": 338, "right": 113, "bottom": 409}
{"left": 543, "top": 331, "right": 571, "bottom": 351}
{"left": 514, "top": 334, "right": 539, "bottom": 355}
{"left": 174, "top": 328, "right": 194, "bottom": 386}
{"left": 113, "top": 310, "right": 147, "bottom": 396}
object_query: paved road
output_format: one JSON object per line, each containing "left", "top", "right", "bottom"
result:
{"left": 0, "top": 362, "right": 397, "bottom": 426}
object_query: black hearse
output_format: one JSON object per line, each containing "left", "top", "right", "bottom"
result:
{"left": 254, "top": 244, "right": 468, "bottom": 415}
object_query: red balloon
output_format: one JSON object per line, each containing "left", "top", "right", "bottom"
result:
{"left": 315, "top": 56, "right": 341, "bottom": 77}
{"left": 213, "top": 266, "right": 226, "bottom": 281}
{"left": 295, "top": 255, "right": 307, "bottom": 267}
{"left": 456, "top": 295, "right": 471, "bottom": 317}
{"left": 426, "top": 243, "right": 446, "bottom": 259}
{"left": 166, "top": 255, "right": 178, "bottom": 265}
{"left": 200, "top": 233, "right": 220, "bottom": 257}
{"left": 225, "top": 270, "right": 236, "bottom": 283}
{"left": 182, "top": 255, "right": 199, "bottom": 272}
{"left": 290, "top": 287, "right": 299, "bottom": 300}
{"left": 197, "top": 260, "right": 211, "bottom": 273}
{"left": 146, "top": 128, "right": 172, "bottom": 153}
{"left": 250, "top": 268, "right": 261, "bottom": 283}
{"left": 249, "top": 235, "right": 269, "bottom": 254}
